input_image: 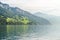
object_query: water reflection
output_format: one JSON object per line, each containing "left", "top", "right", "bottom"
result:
{"left": 0, "top": 25, "right": 51, "bottom": 40}
{"left": 7, "top": 25, "right": 28, "bottom": 36}
{"left": 0, "top": 25, "right": 7, "bottom": 39}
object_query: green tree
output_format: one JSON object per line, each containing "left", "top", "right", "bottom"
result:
{"left": 0, "top": 16, "right": 6, "bottom": 25}
{"left": 6, "top": 18, "right": 17, "bottom": 24}
{"left": 20, "top": 17, "right": 30, "bottom": 24}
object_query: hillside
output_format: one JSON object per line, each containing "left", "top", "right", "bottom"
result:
{"left": 34, "top": 12, "right": 60, "bottom": 24}
{"left": 0, "top": 2, "right": 51, "bottom": 25}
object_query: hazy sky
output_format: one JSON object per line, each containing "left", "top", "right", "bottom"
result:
{"left": 1, "top": 0, "right": 60, "bottom": 16}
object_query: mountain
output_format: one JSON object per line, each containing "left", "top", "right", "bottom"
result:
{"left": 0, "top": 2, "right": 51, "bottom": 25}
{"left": 34, "top": 12, "right": 60, "bottom": 24}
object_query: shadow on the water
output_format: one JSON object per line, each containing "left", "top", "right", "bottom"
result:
{"left": 0, "top": 25, "right": 7, "bottom": 39}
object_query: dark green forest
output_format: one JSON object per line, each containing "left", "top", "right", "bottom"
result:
{"left": 0, "top": 15, "right": 35, "bottom": 25}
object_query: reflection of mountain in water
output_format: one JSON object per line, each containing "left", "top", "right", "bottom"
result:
{"left": 1, "top": 25, "right": 50, "bottom": 40}
{"left": 0, "top": 2, "right": 50, "bottom": 25}
{"left": 0, "top": 25, "right": 7, "bottom": 39}
{"left": 1, "top": 25, "right": 60, "bottom": 40}
{"left": 7, "top": 25, "right": 49, "bottom": 36}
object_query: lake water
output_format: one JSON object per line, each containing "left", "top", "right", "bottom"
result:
{"left": 0, "top": 25, "right": 60, "bottom": 40}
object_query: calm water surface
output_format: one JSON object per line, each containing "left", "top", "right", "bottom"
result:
{"left": 0, "top": 25, "right": 60, "bottom": 40}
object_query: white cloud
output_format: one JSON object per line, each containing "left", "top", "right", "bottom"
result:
{"left": 1, "top": 0, "right": 60, "bottom": 16}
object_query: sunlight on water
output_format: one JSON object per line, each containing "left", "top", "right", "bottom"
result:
{"left": 1, "top": 25, "right": 60, "bottom": 40}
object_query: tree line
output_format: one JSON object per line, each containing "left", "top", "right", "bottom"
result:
{"left": 0, "top": 15, "right": 36, "bottom": 25}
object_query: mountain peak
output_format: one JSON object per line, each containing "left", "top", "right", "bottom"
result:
{"left": 0, "top": 2, "right": 2, "bottom": 4}
{"left": 35, "top": 12, "right": 46, "bottom": 15}
{"left": 0, "top": 2, "right": 9, "bottom": 9}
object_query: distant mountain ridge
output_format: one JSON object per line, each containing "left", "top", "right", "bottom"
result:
{"left": 0, "top": 2, "right": 51, "bottom": 25}
{"left": 34, "top": 12, "right": 60, "bottom": 24}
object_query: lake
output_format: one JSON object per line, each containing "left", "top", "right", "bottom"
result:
{"left": 0, "top": 25, "right": 60, "bottom": 40}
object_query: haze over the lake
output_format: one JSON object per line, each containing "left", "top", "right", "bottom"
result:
{"left": 1, "top": 0, "right": 60, "bottom": 16}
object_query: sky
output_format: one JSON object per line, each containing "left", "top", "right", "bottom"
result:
{"left": 1, "top": 0, "right": 60, "bottom": 16}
